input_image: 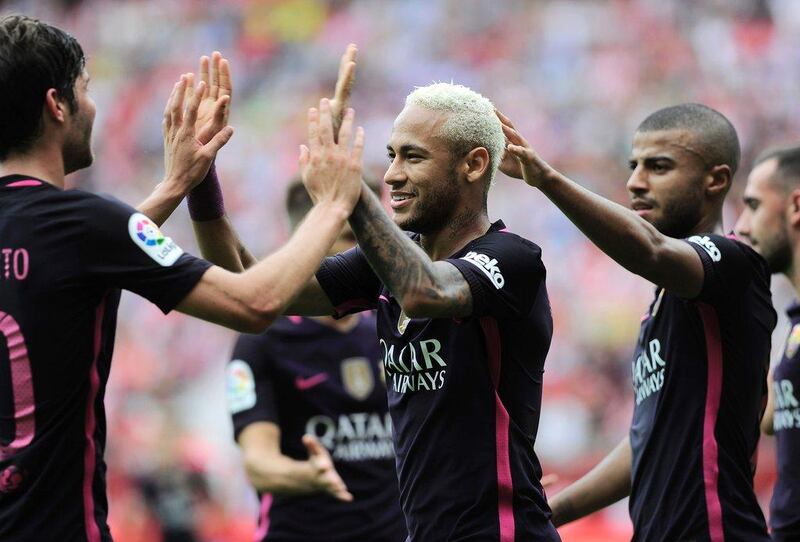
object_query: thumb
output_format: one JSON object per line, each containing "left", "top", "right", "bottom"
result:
{"left": 203, "top": 126, "right": 234, "bottom": 155}
{"left": 302, "top": 434, "right": 327, "bottom": 458}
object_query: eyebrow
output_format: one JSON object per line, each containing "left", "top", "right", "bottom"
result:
{"left": 629, "top": 155, "right": 676, "bottom": 164}
{"left": 387, "top": 144, "right": 429, "bottom": 155}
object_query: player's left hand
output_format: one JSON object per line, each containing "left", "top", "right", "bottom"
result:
{"left": 495, "top": 109, "right": 554, "bottom": 189}
{"left": 162, "top": 74, "right": 234, "bottom": 193}
{"left": 302, "top": 434, "right": 354, "bottom": 502}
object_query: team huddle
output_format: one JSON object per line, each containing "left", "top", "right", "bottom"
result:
{"left": 1, "top": 13, "right": 799, "bottom": 542}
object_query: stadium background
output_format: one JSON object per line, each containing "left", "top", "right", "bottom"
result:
{"left": 3, "top": 0, "right": 800, "bottom": 540}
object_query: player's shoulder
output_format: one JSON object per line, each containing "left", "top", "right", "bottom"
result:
{"left": 468, "top": 223, "right": 543, "bottom": 262}
{"left": 686, "top": 233, "right": 768, "bottom": 276}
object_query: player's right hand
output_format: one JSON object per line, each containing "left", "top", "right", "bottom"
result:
{"left": 302, "top": 434, "right": 354, "bottom": 502}
{"left": 299, "top": 98, "right": 364, "bottom": 213}
{"left": 193, "top": 51, "right": 232, "bottom": 145}
{"left": 162, "top": 74, "right": 234, "bottom": 193}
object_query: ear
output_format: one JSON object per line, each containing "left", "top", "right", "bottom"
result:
{"left": 706, "top": 164, "right": 732, "bottom": 198}
{"left": 789, "top": 188, "right": 800, "bottom": 228}
{"left": 42, "top": 88, "right": 68, "bottom": 125}
{"left": 462, "top": 147, "right": 490, "bottom": 184}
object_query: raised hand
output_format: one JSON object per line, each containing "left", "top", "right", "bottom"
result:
{"left": 192, "top": 51, "right": 233, "bottom": 145}
{"left": 302, "top": 434, "right": 353, "bottom": 502}
{"left": 299, "top": 98, "right": 364, "bottom": 212}
{"left": 162, "top": 74, "right": 234, "bottom": 193}
{"left": 495, "top": 109, "right": 554, "bottom": 188}
{"left": 328, "top": 44, "right": 357, "bottom": 143}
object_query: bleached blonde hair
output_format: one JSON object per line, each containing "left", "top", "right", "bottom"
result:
{"left": 405, "top": 83, "right": 505, "bottom": 182}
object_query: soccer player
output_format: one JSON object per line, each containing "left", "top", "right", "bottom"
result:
{"left": 226, "top": 179, "right": 406, "bottom": 542}
{"left": 735, "top": 145, "right": 800, "bottom": 541}
{"left": 191, "top": 61, "right": 560, "bottom": 541}
{"left": 0, "top": 15, "right": 364, "bottom": 542}
{"left": 497, "top": 104, "right": 776, "bottom": 541}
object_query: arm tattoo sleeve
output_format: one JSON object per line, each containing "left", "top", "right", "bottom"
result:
{"left": 348, "top": 185, "right": 472, "bottom": 317}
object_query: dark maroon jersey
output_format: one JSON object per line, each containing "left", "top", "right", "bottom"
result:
{"left": 228, "top": 313, "right": 406, "bottom": 542}
{"left": 769, "top": 302, "right": 800, "bottom": 541}
{"left": 0, "top": 175, "right": 210, "bottom": 541}
{"left": 629, "top": 233, "right": 775, "bottom": 542}
{"left": 316, "top": 221, "right": 559, "bottom": 542}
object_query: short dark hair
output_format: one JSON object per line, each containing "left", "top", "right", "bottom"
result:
{"left": 0, "top": 15, "right": 86, "bottom": 161}
{"left": 636, "top": 103, "right": 741, "bottom": 175}
{"left": 753, "top": 144, "right": 800, "bottom": 191}
{"left": 286, "top": 177, "right": 383, "bottom": 230}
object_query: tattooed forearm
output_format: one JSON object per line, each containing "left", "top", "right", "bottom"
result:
{"left": 348, "top": 184, "right": 472, "bottom": 318}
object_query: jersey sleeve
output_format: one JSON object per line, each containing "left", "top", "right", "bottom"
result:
{"left": 446, "top": 232, "right": 546, "bottom": 319}
{"left": 227, "top": 333, "right": 279, "bottom": 440}
{"left": 316, "top": 245, "right": 382, "bottom": 317}
{"left": 76, "top": 193, "right": 211, "bottom": 313}
{"left": 683, "top": 234, "right": 764, "bottom": 304}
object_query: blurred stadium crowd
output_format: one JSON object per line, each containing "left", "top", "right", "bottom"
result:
{"left": 2, "top": 0, "right": 799, "bottom": 540}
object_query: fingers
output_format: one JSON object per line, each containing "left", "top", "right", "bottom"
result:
{"left": 298, "top": 144, "right": 310, "bottom": 170}
{"left": 163, "top": 80, "right": 180, "bottom": 134}
{"left": 171, "top": 75, "right": 189, "bottom": 128}
{"left": 501, "top": 123, "right": 529, "bottom": 147}
{"left": 318, "top": 98, "right": 334, "bottom": 146}
{"left": 203, "top": 125, "right": 234, "bottom": 157}
{"left": 334, "top": 45, "right": 357, "bottom": 103}
{"left": 302, "top": 434, "right": 327, "bottom": 457}
{"left": 337, "top": 108, "right": 354, "bottom": 149}
{"left": 331, "top": 482, "right": 354, "bottom": 502}
{"left": 307, "top": 107, "right": 320, "bottom": 153}
{"left": 350, "top": 126, "right": 365, "bottom": 166}
{"left": 210, "top": 51, "right": 222, "bottom": 99}
{"left": 183, "top": 72, "right": 196, "bottom": 106}
{"left": 199, "top": 55, "right": 210, "bottom": 85}
{"left": 219, "top": 58, "right": 232, "bottom": 99}
{"left": 183, "top": 80, "right": 204, "bottom": 130}
{"left": 495, "top": 108, "right": 516, "bottom": 129}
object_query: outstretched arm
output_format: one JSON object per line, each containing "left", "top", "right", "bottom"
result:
{"left": 548, "top": 436, "right": 632, "bottom": 527}
{"left": 347, "top": 184, "right": 473, "bottom": 319}
{"left": 496, "top": 110, "right": 705, "bottom": 299}
{"left": 177, "top": 99, "right": 364, "bottom": 330}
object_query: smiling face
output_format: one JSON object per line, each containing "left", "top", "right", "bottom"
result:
{"left": 626, "top": 129, "right": 710, "bottom": 238}
{"left": 735, "top": 158, "right": 792, "bottom": 273}
{"left": 384, "top": 104, "right": 463, "bottom": 234}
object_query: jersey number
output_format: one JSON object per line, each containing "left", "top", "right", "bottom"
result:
{"left": 0, "top": 311, "right": 35, "bottom": 460}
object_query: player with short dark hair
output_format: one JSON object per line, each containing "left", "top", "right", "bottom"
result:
{"left": 736, "top": 144, "right": 800, "bottom": 541}
{"left": 191, "top": 55, "right": 560, "bottom": 541}
{"left": 0, "top": 16, "right": 365, "bottom": 542}
{"left": 227, "top": 178, "right": 406, "bottom": 542}
{"left": 497, "top": 104, "right": 775, "bottom": 541}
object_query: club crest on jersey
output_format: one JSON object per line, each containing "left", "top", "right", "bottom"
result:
{"left": 461, "top": 251, "right": 505, "bottom": 288}
{"left": 398, "top": 310, "right": 411, "bottom": 334}
{"left": 786, "top": 324, "right": 800, "bottom": 359}
{"left": 227, "top": 360, "right": 257, "bottom": 414}
{"left": 688, "top": 235, "right": 721, "bottom": 262}
{"left": 341, "top": 357, "right": 374, "bottom": 401}
{"left": 128, "top": 213, "right": 183, "bottom": 266}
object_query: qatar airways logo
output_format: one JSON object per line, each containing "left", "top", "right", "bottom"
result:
{"left": 380, "top": 337, "right": 447, "bottom": 393}
{"left": 305, "top": 412, "right": 394, "bottom": 461}
{"left": 461, "top": 251, "right": 505, "bottom": 289}
{"left": 632, "top": 339, "right": 667, "bottom": 405}
{"left": 773, "top": 379, "right": 800, "bottom": 431}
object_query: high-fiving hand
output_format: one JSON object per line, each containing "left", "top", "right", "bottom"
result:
{"left": 299, "top": 98, "right": 364, "bottom": 213}
{"left": 162, "top": 74, "right": 234, "bottom": 192}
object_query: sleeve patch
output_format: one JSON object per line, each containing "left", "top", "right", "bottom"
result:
{"left": 227, "top": 360, "right": 257, "bottom": 414}
{"left": 688, "top": 235, "right": 721, "bottom": 262}
{"left": 127, "top": 213, "right": 184, "bottom": 266}
{"left": 460, "top": 251, "right": 505, "bottom": 289}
